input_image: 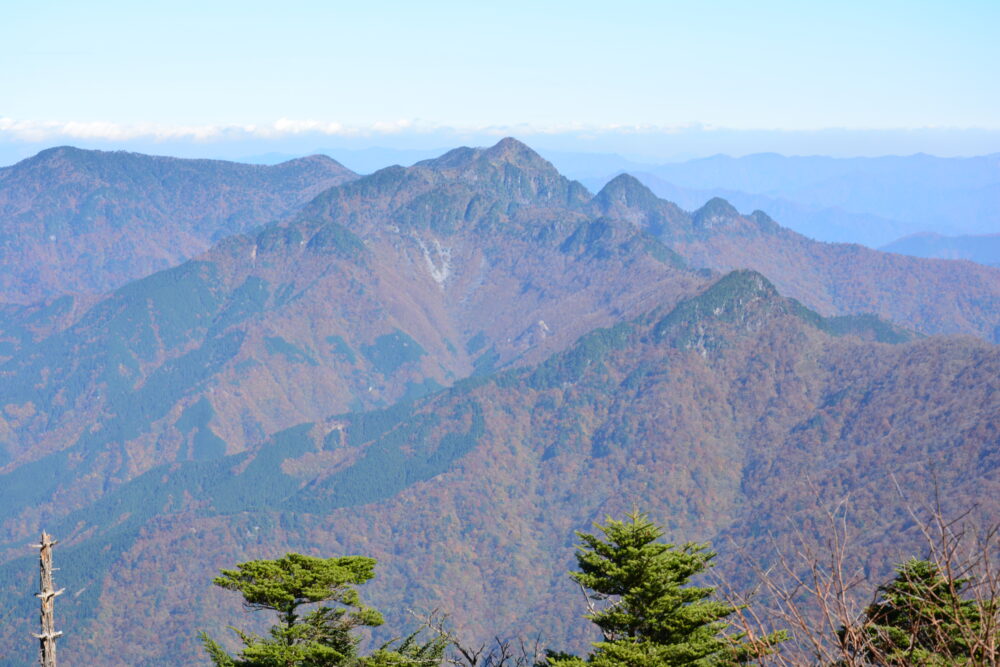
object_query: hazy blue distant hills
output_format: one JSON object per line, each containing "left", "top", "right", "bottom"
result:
{"left": 881, "top": 232, "right": 1000, "bottom": 267}
{"left": 0, "top": 147, "right": 357, "bottom": 302}
{"left": 592, "top": 174, "right": 1000, "bottom": 341}
{"left": 645, "top": 152, "right": 1000, "bottom": 192}
{"left": 577, "top": 152, "right": 1000, "bottom": 247}
{"left": 587, "top": 171, "right": 914, "bottom": 247}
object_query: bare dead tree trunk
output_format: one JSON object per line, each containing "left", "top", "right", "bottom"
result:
{"left": 32, "top": 531, "right": 63, "bottom": 667}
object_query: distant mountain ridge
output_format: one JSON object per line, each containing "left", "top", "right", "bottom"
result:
{"left": 596, "top": 171, "right": 915, "bottom": 247}
{"left": 881, "top": 231, "right": 1000, "bottom": 267}
{"left": 594, "top": 174, "right": 1000, "bottom": 342}
{"left": 642, "top": 153, "right": 1000, "bottom": 237}
{"left": 575, "top": 152, "right": 1000, "bottom": 247}
{"left": 645, "top": 151, "right": 1000, "bottom": 193}
{"left": 236, "top": 147, "right": 1000, "bottom": 248}
{"left": 0, "top": 146, "right": 357, "bottom": 302}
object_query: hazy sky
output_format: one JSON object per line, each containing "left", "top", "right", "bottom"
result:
{"left": 2, "top": 0, "right": 998, "bottom": 158}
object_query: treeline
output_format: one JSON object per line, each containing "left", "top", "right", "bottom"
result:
{"left": 201, "top": 511, "right": 1000, "bottom": 666}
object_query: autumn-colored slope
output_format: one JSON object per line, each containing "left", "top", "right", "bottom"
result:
{"left": 0, "top": 147, "right": 358, "bottom": 302}
{"left": 1, "top": 270, "right": 995, "bottom": 665}
{"left": 0, "top": 139, "right": 701, "bottom": 549}
{"left": 0, "top": 140, "right": 998, "bottom": 665}
{"left": 594, "top": 174, "right": 1000, "bottom": 341}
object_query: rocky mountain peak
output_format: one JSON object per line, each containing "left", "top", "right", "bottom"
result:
{"left": 279, "top": 153, "right": 354, "bottom": 174}
{"left": 591, "top": 173, "right": 692, "bottom": 239}
{"left": 594, "top": 173, "right": 659, "bottom": 208}
{"left": 652, "top": 269, "right": 788, "bottom": 352}
{"left": 483, "top": 136, "right": 544, "bottom": 162}
{"left": 748, "top": 209, "right": 781, "bottom": 233}
{"left": 411, "top": 138, "right": 585, "bottom": 207}
{"left": 692, "top": 197, "right": 741, "bottom": 229}
{"left": 418, "top": 137, "right": 554, "bottom": 174}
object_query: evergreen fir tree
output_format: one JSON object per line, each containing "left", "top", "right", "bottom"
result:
{"left": 839, "top": 558, "right": 987, "bottom": 665}
{"left": 554, "top": 511, "right": 784, "bottom": 667}
{"left": 200, "top": 552, "right": 385, "bottom": 666}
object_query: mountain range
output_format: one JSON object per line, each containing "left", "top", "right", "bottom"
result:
{"left": 569, "top": 152, "right": 1000, "bottom": 248}
{"left": 0, "top": 139, "right": 997, "bottom": 665}
{"left": 218, "top": 147, "right": 1000, "bottom": 250}
{"left": 0, "top": 147, "right": 357, "bottom": 303}
{"left": 593, "top": 174, "right": 1000, "bottom": 341}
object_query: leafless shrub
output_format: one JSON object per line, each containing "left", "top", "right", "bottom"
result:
{"left": 415, "top": 609, "right": 546, "bottom": 667}
{"left": 717, "top": 480, "right": 1000, "bottom": 666}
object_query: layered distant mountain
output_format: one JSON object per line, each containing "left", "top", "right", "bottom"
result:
{"left": 0, "top": 139, "right": 997, "bottom": 665}
{"left": 594, "top": 175, "right": 1000, "bottom": 341}
{"left": 599, "top": 171, "right": 915, "bottom": 247}
{"left": 0, "top": 147, "right": 357, "bottom": 302}
{"left": 881, "top": 232, "right": 1000, "bottom": 267}
{"left": 577, "top": 152, "right": 1000, "bottom": 247}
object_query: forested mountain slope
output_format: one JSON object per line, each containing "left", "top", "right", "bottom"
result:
{"left": 0, "top": 270, "right": 994, "bottom": 665}
{"left": 594, "top": 174, "right": 1000, "bottom": 341}
{"left": 0, "top": 139, "right": 702, "bottom": 550}
{"left": 0, "top": 147, "right": 357, "bottom": 302}
{"left": 0, "top": 139, "right": 998, "bottom": 665}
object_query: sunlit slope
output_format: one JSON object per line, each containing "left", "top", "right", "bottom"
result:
{"left": 3, "top": 270, "right": 995, "bottom": 665}
{"left": 0, "top": 147, "right": 357, "bottom": 302}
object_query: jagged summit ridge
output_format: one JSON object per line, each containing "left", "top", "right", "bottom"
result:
{"left": 592, "top": 178, "right": 775, "bottom": 239}
{"left": 309, "top": 137, "right": 590, "bottom": 220}
{"left": 415, "top": 138, "right": 585, "bottom": 207}
{"left": 416, "top": 137, "right": 551, "bottom": 171}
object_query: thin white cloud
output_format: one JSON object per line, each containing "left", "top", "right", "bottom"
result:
{"left": 0, "top": 118, "right": 236, "bottom": 142}
{"left": 0, "top": 117, "right": 711, "bottom": 143}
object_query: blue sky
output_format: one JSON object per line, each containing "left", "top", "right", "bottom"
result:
{"left": 2, "top": 0, "right": 999, "bottom": 160}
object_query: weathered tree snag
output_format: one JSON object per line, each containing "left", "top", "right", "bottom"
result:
{"left": 31, "top": 532, "right": 63, "bottom": 667}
